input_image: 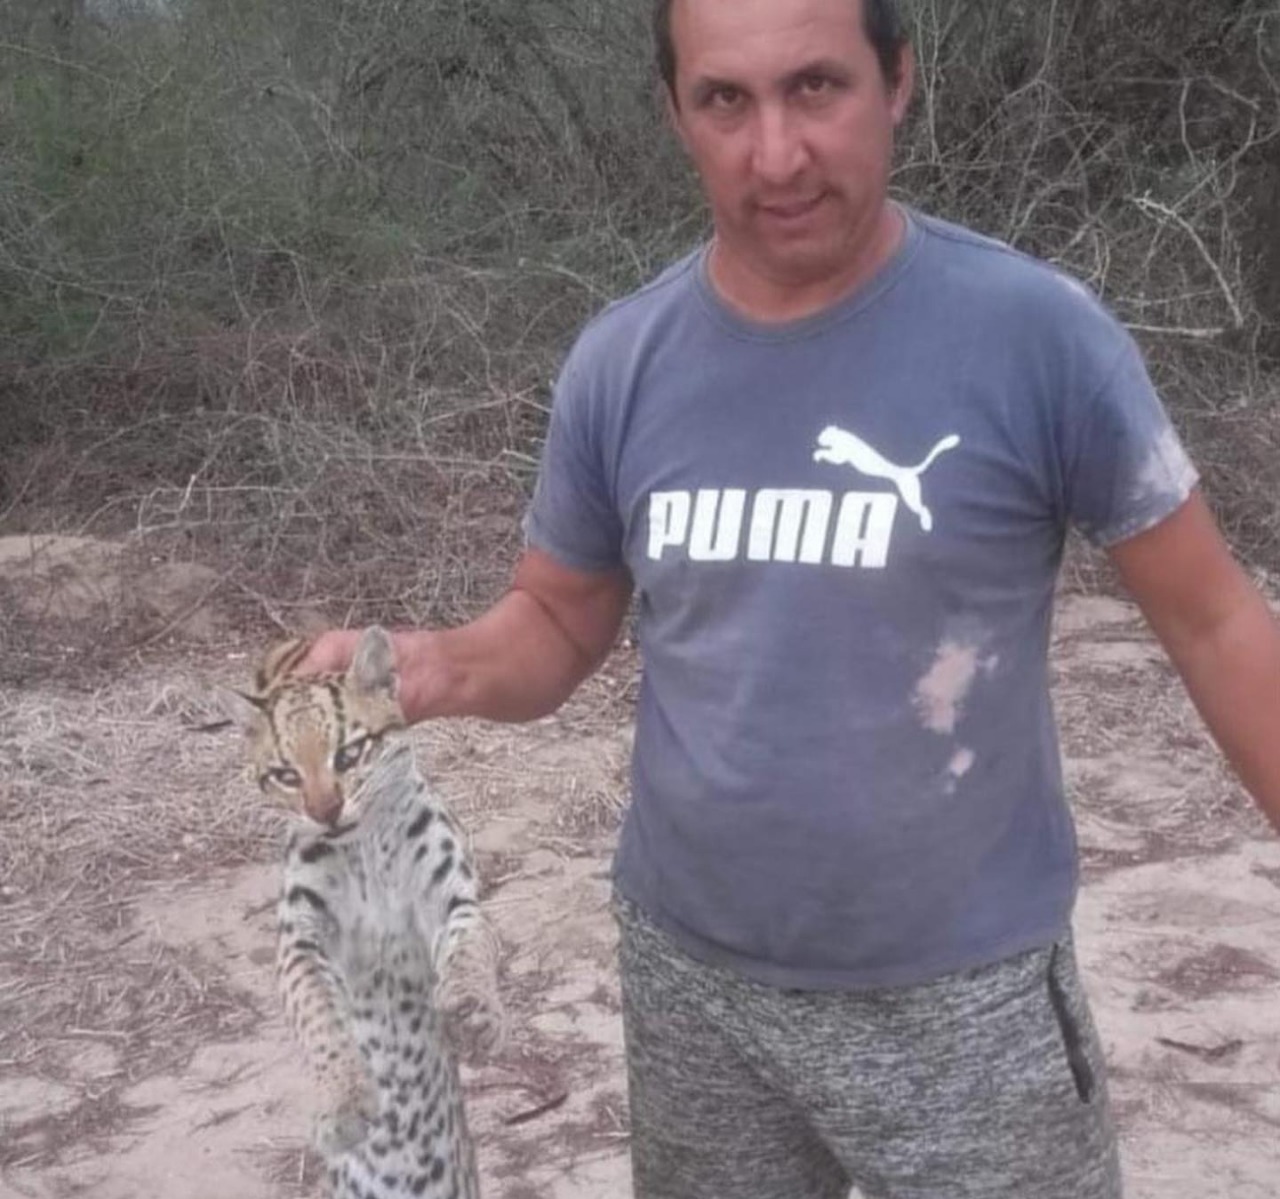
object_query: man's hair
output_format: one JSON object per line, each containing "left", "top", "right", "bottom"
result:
{"left": 653, "top": 0, "right": 909, "bottom": 100}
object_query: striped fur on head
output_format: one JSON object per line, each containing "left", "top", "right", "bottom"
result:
{"left": 221, "top": 626, "right": 405, "bottom": 826}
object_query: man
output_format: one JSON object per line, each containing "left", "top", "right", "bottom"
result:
{"left": 304, "top": 1, "right": 1280, "bottom": 1195}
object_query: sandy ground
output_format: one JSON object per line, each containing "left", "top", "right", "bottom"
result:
{"left": 1, "top": 537, "right": 1279, "bottom": 1198}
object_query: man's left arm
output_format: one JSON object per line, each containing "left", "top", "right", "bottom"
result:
{"left": 1108, "top": 490, "right": 1280, "bottom": 833}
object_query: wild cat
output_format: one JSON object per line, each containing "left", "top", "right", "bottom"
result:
{"left": 221, "top": 626, "right": 503, "bottom": 1197}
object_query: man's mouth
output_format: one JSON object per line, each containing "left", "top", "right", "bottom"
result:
{"left": 755, "top": 193, "right": 826, "bottom": 222}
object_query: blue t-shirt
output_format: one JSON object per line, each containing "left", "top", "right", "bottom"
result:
{"left": 525, "top": 209, "right": 1198, "bottom": 989}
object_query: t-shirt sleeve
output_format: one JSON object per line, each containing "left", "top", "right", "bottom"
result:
{"left": 1062, "top": 335, "right": 1200, "bottom": 547}
{"left": 522, "top": 358, "right": 626, "bottom": 572}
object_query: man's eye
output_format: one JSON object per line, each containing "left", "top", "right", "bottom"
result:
{"left": 268, "top": 766, "right": 302, "bottom": 788}
{"left": 797, "top": 74, "right": 835, "bottom": 97}
{"left": 334, "top": 737, "right": 369, "bottom": 772}
{"left": 706, "top": 86, "right": 743, "bottom": 110}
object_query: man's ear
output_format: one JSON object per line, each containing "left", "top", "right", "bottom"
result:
{"left": 889, "top": 43, "right": 915, "bottom": 126}
{"left": 665, "top": 86, "right": 691, "bottom": 153}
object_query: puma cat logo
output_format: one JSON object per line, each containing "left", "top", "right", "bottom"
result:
{"left": 813, "top": 426, "right": 960, "bottom": 532}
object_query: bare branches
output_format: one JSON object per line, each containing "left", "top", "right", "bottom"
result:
{"left": 902, "top": 0, "right": 1280, "bottom": 347}
{"left": 3, "top": 0, "right": 1280, "bottom": 608}
{"left": 1128, "top": 194, "right": 1246, "bottom": 331}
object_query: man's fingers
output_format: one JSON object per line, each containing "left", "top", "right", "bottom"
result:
{"left": 297, "top": 629, "right": 362, "bottom": 676}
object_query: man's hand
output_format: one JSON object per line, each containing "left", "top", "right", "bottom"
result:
{"left": 298, "top": 628, "right": 363, "bottom": 677}
{"left": 290, "top": 549, "right": 632, "bottom": 726}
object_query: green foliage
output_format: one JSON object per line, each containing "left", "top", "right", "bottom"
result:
{"left": 1, "top": 0, "right": 693, "bottom": 364}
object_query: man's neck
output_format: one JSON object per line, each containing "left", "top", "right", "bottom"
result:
{"left": 707, "top": 203, "right": 906, "bottom": 324}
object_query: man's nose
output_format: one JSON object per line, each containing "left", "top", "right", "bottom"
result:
{"left": 751, "top": 105, "right": 808, "bottom": 184}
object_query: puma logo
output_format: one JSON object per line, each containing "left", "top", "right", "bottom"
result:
{"left": 813, "top": 426, "right": 960, "bottom": 532}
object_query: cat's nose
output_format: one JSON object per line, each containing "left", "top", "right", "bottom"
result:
{"left": 304, "top": 783, "right": 343, "bottom": 826}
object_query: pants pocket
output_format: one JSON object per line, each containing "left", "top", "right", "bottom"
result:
{"left": 1046, "top": 942, "right": 1097, "bottom": 1103}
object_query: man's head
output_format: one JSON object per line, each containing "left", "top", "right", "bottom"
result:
{"left": 654, "top": 0, "right": 909, "bottom": 102}
{"left": 655, "top": 0, "right": 914, "bottom": 315}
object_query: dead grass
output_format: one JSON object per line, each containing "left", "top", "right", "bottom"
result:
{"left": 249, "top": 1140, "right": 322, "bottom": 1197}
{"left": 1050, "top": 602, "right": 1264, "bottom": 877}
{"left": 424, "top": 656, "right": 637, "bottom": 857}
{"left": 0, "top": 627, "right": 635, "bottom": 1186}
{"left": 0, "top": 674, "right": 283, "bottom": 899}
{"left": 1151, "top": 944, "right": 1280, "bottom": 1001}
{"left": 2, "top": 581, "right": 1279, "bottom": 1194}
{"left": 0, "top": 664, "right": 280, "bottom": 1169}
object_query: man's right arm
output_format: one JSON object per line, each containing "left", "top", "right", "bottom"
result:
{"left": 301, "top": 547, "right": 632, "bottom": 725}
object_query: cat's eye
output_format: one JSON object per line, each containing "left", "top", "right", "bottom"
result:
{"left": 267, "top": 766, "right": 302, "bottom": 789}
{"left": 334, "top": 737, "right": 370, "bottom": 773}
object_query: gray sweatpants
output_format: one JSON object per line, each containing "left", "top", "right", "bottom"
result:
{"left": 615, "top": 894, "right": 1122, "bottom": 1199}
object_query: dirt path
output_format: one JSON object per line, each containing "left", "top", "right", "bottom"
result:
{"left": 2, "top": 586, "right": 1278, "bottom": 1198}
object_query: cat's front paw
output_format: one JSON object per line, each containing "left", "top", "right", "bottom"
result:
{"left": 442, "top": 983, "right": 508, "bottom": 1063}
{"left": 439, "top": 939, "right": 507, "bottom": 1062}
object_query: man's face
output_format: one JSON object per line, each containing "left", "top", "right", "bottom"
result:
{"left": 668, "top": 0, "right": 913, "bottom": 293}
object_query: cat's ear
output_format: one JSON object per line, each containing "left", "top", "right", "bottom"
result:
{"left": 346, "top": 625, "right": 398, "bottom": 700}
{"left": 254, "top": 637, "right": 311, "bottom": 691}
{"left": 213, "top": 686, "right": 265, "bottom": 732}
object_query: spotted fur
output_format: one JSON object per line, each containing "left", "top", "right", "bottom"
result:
{"left": 222, "top": 627, "right": 502, "bottom": 1198}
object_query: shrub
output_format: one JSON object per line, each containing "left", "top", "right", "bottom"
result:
{"left": 1, "top": 0, "right": 1278, "bottom": 626}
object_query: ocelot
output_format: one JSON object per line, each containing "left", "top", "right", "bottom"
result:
{"left": 221, "top": 626, "right": 503, "bottom": 1198}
